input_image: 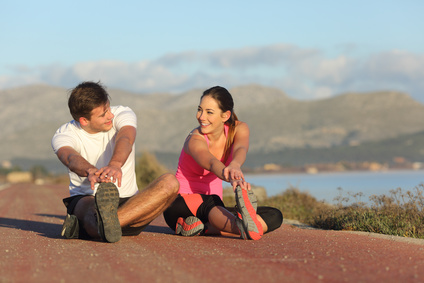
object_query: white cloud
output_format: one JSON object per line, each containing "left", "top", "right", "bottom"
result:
{"left": 0, "top": 44, "right": 423, "bottom": 101}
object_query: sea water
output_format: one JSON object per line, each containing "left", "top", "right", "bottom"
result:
{"left": 244, "top": 170, "right": 424, "bottom": 204}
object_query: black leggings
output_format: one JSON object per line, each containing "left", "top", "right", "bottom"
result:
{"left": 163, "top": 194, "right": 283, "bottom": 233}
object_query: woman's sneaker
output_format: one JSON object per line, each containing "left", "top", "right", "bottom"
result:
{"left": 175, "top": 216, "right": 204, "bottom": 236}
{"left": 234, "top": 186, "right": 263, "bottom": 240}
{"left": 94, "top": 183, "right": 122, "bottom": 243}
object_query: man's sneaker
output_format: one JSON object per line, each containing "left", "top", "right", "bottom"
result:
{"left": 61, "top": 214, "right": 79, "bottom": 239}
{"left": 175, "top": 216, "right": 204, "bottom": 236}
{"left": 94, "top": 183, "right": 122, "bottom": 243}
{"left": 235, "top": 186, "right": 263, "bottom": 240}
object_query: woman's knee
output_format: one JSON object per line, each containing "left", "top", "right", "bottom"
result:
{"left": 197, "top": 194, "right": 225, "bottom": 223}
{"left": 257, "top": 207, "right": 283, "bottom": 233}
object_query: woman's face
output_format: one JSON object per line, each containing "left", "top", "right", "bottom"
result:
{"left": 196, "top": 95, "right": 228, "bottom": 134}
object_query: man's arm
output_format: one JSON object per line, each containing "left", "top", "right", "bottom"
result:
{"left": 97, "top": 125, "right": 136, "bottom": 187}
{"left": 56, "top": 146, "right": 100, "bottom": 189}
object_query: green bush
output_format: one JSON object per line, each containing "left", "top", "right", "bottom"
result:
{"left": 310, "top": 186, "right": 424, "bottom": 239}
{"left": 261, "top": 187, "right": 332, "bottom": 224}
{"left": 135, "top": 151, "right": 169, "bottom": 190}
{"left": 236, "top": 184, "right": 424, "bottom": 239}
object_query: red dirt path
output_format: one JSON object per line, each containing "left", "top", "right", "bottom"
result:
{"left": 0, "top": 183, "right": 423, "bottom": 283}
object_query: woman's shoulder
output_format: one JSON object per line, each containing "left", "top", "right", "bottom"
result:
{"left": 183, "top": 127, "right": 207, "bottom": 152}
{"left": 186, "top": 127, "right": 204, "bottom": 139}
{"left": 185, "top": 127, "right": 205, "bottom": 143}
{"left": 235, "top": 120, "right": 249, "bottom": 131}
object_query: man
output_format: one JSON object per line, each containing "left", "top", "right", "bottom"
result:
{"left": 52, "top": 81, "right": 179, "bottom": 243}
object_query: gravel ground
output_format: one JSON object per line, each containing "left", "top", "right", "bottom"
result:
{"left": 1, "top": 183, "right": 423, "bottom": 283}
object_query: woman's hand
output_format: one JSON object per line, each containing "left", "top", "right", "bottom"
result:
{"left": 229, "top": 178, "right": 251, "bottom": 191}
{"left": 223, "top": 163, "right": 245, "bottom": 183}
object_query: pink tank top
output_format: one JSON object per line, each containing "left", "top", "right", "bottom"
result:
{"left": 176, "top": 125, "right": 232, "bottom": 199}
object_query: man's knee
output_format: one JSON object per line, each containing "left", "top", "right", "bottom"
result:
{"left": 73, "top": 196, "right": 95, "bottom": 219}
{"left": 157, "top": 173, "right": 179, "bottom": 196}
{"left": 72, "top": 196, "right": 99, "bottom": 238}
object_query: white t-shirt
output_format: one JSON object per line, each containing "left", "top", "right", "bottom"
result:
{"left": 52, "top": 106, "right": 138, "bottom": 197}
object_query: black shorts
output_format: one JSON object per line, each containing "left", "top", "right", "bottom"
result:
{"left": 63, "top": 195, "right": 148, "bottom": 238}
{"left": 163, "top": 194, "right": 226, "bottom": 230}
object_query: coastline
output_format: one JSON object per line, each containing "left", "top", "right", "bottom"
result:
{"left": 244, "top": 165, "right": 424, "bottom": 176}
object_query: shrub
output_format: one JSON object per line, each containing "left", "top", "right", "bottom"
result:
{"left": 261, "top": 187, "right": 331, "bottom": 224}
{"left": 135, "top": 151, "right": 169, "bottom": 190}
{"left": 310, "top": 186, "right": 424, "bottom": 239}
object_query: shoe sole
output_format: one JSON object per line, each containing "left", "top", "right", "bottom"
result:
{"left": 248, "top": 189, "right": 258, "bottom": 212}
{"left": 235, "top": 187, "right": 263, "bottom": 240}
{"left": 95, "top": 183, "right": 122, "bottom": 243}
{"left": 235, "top": 217, "right": 247, "bottom": 239}
{"left": 176, "top": 216, "right": 204, "bottom": 236}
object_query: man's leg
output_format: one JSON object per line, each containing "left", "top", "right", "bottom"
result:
{"left": 72, "top": 196, "right": 100, "bottom": 239}
{"left": 72, "top": 183, "right": 122, "bottom": 242}
{"left": 117, "top": 173, "right": 179, "bottom": 228}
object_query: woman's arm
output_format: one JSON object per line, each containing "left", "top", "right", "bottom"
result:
{"left": 185, "top": 132, "right": 228, "bottom": 181}
{"left": 223, "top": 121, "right": 250, "bottom": 182}
{"left": 185, "top": 122, "right": 251, "bottom": 190}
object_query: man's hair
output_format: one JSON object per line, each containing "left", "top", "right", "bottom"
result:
{"left": 68, "top": 81, "right": 110, "bottom": 121}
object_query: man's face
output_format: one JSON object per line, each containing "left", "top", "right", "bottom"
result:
{"left": 83, "top": 102, "right": 114, "bottom": 134}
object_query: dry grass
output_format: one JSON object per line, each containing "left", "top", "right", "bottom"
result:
{"left": 310, "top": 186, "right": 424, "bottom": 239}
{"left": 260, "top": 187, "right": 331, "bottom": 224}
{"left": 223, "top": 186, "right": 331, "bottom": 224}
{"left": 225, "top": 184, "right": 424, "bottom": 239}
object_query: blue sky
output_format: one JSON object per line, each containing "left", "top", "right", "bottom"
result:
{"left": 1, "top": 0, "right": 423, "bottom": 101}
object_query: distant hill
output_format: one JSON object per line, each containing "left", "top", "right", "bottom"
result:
{"left": 1, "top": 84, "right": 424, "bottom": 172}
{"left": 244, "top": 130, "right": 424, "bottom": 169}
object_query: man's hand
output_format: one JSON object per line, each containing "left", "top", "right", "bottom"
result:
{"left": 86, "top": 167, "right": 101, "bottom": 190}
{"left": 96, "top": 163, "right": 123, "bottom": 187}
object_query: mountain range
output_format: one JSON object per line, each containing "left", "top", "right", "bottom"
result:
{"left": 1, "top": 84, "right": 424, "bottom": 172}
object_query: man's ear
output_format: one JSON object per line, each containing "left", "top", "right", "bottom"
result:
{"left": 79, "top": 116, "right": 89, "bottom": 126}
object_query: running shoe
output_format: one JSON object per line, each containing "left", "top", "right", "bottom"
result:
{"left": 61, "top": 214, "right": 80, "bottom": 239}
{"left": 235, "top": 186, "right": 263, "bottom": 240}
{"left": 248, "top": 189, "right": 258, "bottom": 212}
{"left": 175, "top": 216, "right": 204, "bottom": 236}
{"left": 94, "top": 183, "right": 122, "bottom": 243}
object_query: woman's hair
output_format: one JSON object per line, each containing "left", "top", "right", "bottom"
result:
{"left": 201, "top": 86, "right": 239, "bottom": 163}
{"left": 68, "top": 81, "right": 110, "bottom": 121}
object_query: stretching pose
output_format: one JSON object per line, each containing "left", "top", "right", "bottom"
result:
{"left": 52, "top": 81, "right": 179, "bottom": 242}
{"left": 163, "top": 86, "right": 283, "bottom": 240}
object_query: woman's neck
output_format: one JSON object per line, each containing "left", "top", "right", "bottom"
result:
{"left": 206, "top": 124, "right": 226, "bottom": 143}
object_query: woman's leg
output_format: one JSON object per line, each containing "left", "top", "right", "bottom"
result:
{"left": 256, "top": 206, "right": 283, "bottom": 233}
{"left": 163, "top": 194, "right": 197, "bottom": 230}
{"left": 206, "top": 206, "right": 269, "bottom": 235}
{"left": 206, "top": 206, "right": 239, "bottom": 235}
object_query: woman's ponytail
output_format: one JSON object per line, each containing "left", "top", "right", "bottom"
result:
{"left": 201, "top": 86, "right": 237, "bottom": 163}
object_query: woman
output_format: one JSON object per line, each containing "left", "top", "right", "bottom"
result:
{"left": 163, "top": 86, "right": 283, "bottom": 240}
